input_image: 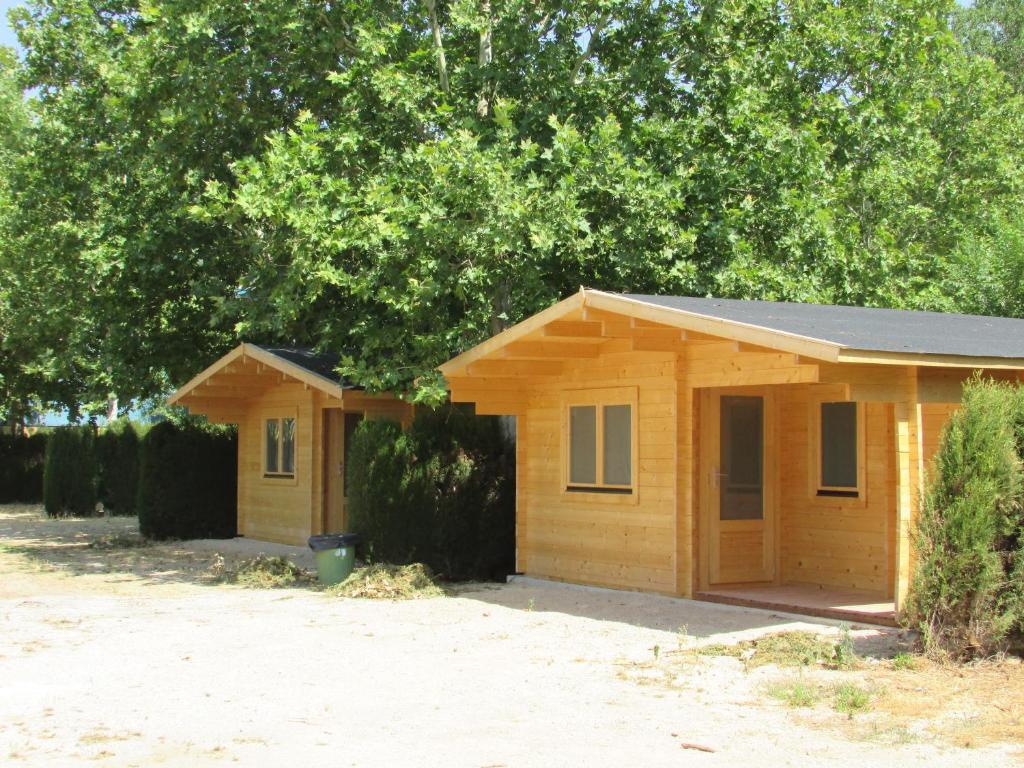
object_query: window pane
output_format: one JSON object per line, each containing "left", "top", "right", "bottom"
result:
{"left": 265, "top": 419, "right": 279, "bottom": 474}
{"left": 720, "top": 396, "right": 763, "bottom": 521}
{"left": 281, "top": 418, "right": 296, "bottom": 475}
{"left": 821, "top": 402, "right": 857, "bottom": 488}
{"left": 569, "top": 405, "right": 597, "bottom": 484}
{"left": 603, "top": 405, "right": 632, "bottom": 486}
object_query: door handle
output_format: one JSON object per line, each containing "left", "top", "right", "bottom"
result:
{"left": 710, "top": 469, "right": 728, "bottom": 488}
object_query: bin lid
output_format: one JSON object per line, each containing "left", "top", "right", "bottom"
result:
{"left": 308, "top": 533, "right": 361, "bottom": 551}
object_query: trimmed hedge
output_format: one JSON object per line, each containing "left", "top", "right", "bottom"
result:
{"left": 43, "top": 426, "right": 98, "bottom": 517}
{"left": 96, "top": 421, "right": 142, "bottom": 516}
{"left": 904, "top": 377, "right": 1024, "bottom": 657}
{"left": 137, "top": 421, "right": 237, "bottom": 540}
{"left": 346, "top": 404, "right": 515, "bottom": 582}
{"left": 0, "top": 433, "right": 48, "bottom": 503}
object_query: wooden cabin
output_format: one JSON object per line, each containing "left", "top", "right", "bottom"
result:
{"left": 168, "top": 343, "right": 412, "bottom": 546}
{"left": 439, "top": 290, "right": 1024, "bottom": 624}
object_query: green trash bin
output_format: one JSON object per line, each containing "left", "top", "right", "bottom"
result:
{"left": 308, "top": 533, "right": 360, "bottom": 585}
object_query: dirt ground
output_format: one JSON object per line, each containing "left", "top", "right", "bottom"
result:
{"left": 1, "top": 505, "right": 1021, "bottom": 767}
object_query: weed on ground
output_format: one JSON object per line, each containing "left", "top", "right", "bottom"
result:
{"left": 226, "top": 555, "right": 314, "bottom": 589}
{"left": 698, "top": 630, "right": 859, "bottom": 670}
{"left": 327, "top": 563, "right": 445, "bottom": 600}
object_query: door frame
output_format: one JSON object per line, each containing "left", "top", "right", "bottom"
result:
{"left": 698, "top": 386, "right": 779, "bottom": 589}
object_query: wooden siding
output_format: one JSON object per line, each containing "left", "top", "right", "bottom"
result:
{"left": 518, "top": 350, "right": 678, "bottom": 594}
{"left": 238, "top": 382, "right": 316, "bottom": 545}
{"left": 776, "top": 391, "right": 895, "bottom": 595}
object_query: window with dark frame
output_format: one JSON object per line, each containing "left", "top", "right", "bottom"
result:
{"left": 265, "top": 417, "right": 296, "bottom": 478}
{"left": 567, "top": 403, "right": 632, "bottom": 493}
{"left": 819, "top": 402, "right": 858, "bottom": 496}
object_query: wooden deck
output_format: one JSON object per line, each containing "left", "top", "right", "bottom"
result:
{"left": 695, "top": 584, "right": 897, "bottom": 627}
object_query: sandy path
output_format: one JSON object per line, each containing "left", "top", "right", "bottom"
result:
{"left": 0, "top": 508, "right": 1018, "bottom": 767}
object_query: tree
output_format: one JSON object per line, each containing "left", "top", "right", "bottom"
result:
{"left": 4, "top": 0, "right": 1024, "bottom": 408}
{"left": 955, "top": 0, "right": 1024, "bottom": 92}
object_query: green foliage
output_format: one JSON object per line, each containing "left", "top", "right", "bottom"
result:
{"left": 346, "top": 405, "right": 515, "bottom": 581}
{"left": 0, "top": 433, "right": 47, "bottom": 503}
{"left": 904, "top": 377, "right": 1024, "bottom": 656}
{"left": 95, "top": 420, "right": 143, "bottom": 516}
{"left": 955, "top": 0, "right": 1024, "bottom": 92}
{"left": 137, "top": 421, "right": 237, "bottom": 540}
{"left": 2, "top": 1, "right": 1024, "bottom": 411}
{"left": 43, "top": 426, "right": 98, "bottom": 517}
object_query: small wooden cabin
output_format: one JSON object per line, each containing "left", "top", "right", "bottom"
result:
{"left": 169, "top": 343, "right": 412, "bottom": 546}
{"left": 439, "top": 289, "right": 1024, "bottom": 623}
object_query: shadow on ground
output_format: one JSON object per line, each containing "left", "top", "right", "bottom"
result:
{"left": 0, "top": 504, "right": 312, "bottom": 590}
{"left": 456, "top": 579, "right": 903, "bottom": 655}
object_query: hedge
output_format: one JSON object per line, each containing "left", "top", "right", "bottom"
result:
{"left": 346, "top": 404, "right": 515, "bottom": 581}
{"left": 0, "top": 433, "right": 48, "bottom": 503}
{"left": 43, "top": 426, "right": 98, "bottom": 517}
{"left": 903, "top": 377, "right": 1024, "bottom": 657}
{"left": 96, "top": 421, "right": 143, "bottom": 516}
{"left": 137, "top": 421, "right": 237, "bottom": 540}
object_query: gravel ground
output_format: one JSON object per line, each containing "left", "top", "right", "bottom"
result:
{"left": 0, "top": 506, "right": 1019, "bottom": 767}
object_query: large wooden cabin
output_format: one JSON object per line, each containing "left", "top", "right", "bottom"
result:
{"left": 168, "top": 343, "right": 412, "bottom": 546}
{"left": 439, "top": 290, "right": 1024, "bottom": 624}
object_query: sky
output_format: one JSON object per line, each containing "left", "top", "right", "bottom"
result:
{"left": 0, "top": 0, "right": 20, "bottom": 52}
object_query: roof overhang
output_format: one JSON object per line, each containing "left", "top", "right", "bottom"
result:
{"left": 438, "top": 289, "right": 1024, "bottom": 378}
{"left": 168, "top": 342, "right": 346, "bottom": 406}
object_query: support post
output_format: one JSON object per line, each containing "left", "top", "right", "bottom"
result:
{"left": 893, "top": 368, "right": 922, "bottom": 612}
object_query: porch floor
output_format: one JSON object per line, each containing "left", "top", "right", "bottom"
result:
{"left": 695, "top": 584, "right": 897, "bottom": 627}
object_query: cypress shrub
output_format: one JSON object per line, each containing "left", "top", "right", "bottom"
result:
{"left": 43, "top": 426, "right": 99, "bottom": 517}
{"left": 904, "top": 377, "right": 1024, "bottom": 657}
{"left": 346, "top": 420, "right": 428, "bottom": 564}
{"left": 0, "top": 433, "right": 48, "bottom": 502}
{"left": 137, "top": 421, "right": 237, "bottom": 540}
{"left": 96, "top": 421, "right": 142, "bottom": 516}
{"left": 346, "top": 405, "right": 515, "bottom": 581}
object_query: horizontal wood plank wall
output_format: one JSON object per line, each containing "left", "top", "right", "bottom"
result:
{"left": 777, "top": 391, "right": 895, "bottom": 595}
{"left": 238, "top": 382, "right": 315, "bottom": 546}
{"left": 921, "top": 403, "right": 959, "bottom": 472}
{"left": 521, "top": 350, "right": 678, "bottom": 593}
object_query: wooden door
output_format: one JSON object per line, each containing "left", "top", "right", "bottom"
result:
{"left": 322, "top": 410, "right": 364, "bottom": 532}
{"left": 704, "top": 390, "right": 776, "bottom": 585}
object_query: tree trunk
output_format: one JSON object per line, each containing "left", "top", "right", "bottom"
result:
{"left": 106, "top": 396, "right": 118, "bottom": 423}
{"left": 425, "top": 0, "right": 450, "bottom": 95}
{"left": 477, "top": 0, "right": 493, "bottom": 117}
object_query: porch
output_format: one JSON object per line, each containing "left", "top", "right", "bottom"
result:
{"left": 695, "top": 584, "right": 897, "bottom": 627}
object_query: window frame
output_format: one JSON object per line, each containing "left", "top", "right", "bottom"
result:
{"left": 808, "top": 398, "right": 866, "bottom": 503}
{"left": 262, "top": 408, "right": 298, "bottom": 484}
{"left": 560, "top": 386, "right": 639, "bottom": 504}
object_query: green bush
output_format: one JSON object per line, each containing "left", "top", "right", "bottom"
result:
{"left": 346, "top": 404, "right": 515, "bottom": 582}
{"left": 96, "top": 421, "right": 143, "bottom": 516}
{"left": 43, "top": 426, "right": 98, "bottom": 517}
{"left": 903, "top": 377, "right": 1024, "bottom": 657}
{"left": 137, "top": 421, "right": 237, "bottom": 540}
{"left": 0, "top": 433, "right": 47, "bottom": 502}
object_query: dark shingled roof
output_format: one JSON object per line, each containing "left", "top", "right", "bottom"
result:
{"left": 618, "top": 294, "right": 1024, "bottom": 359}
{"left": 252, "top": 345, "right": 359, "bottom": 388}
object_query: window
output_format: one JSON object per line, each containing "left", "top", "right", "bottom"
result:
{"left": 565, "top": 389, "right": 636, "bottom": 494}
{"left": 818, "top": 402, "right": 858, "bottom": 496}
{"left": 265, "top": 417, "right": 296, "bottom": 477}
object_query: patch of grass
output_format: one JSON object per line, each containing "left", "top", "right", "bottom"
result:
{"left": 891, "top": 652, "right": 919, "bottom": 671}
{"left": 327, "top": 563, "right": 445, "bottom": 600}
{"left": 698, "top": 631, "right": 856, "bottom": 669}
{"left": 229, "top": 555, "right": 313, "bottom": 589}
{"left": 833, "top": 682, "right": 872, "bottom": 716}
{"left": 764, "top": 676, "right": 824, "bottom": 708}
